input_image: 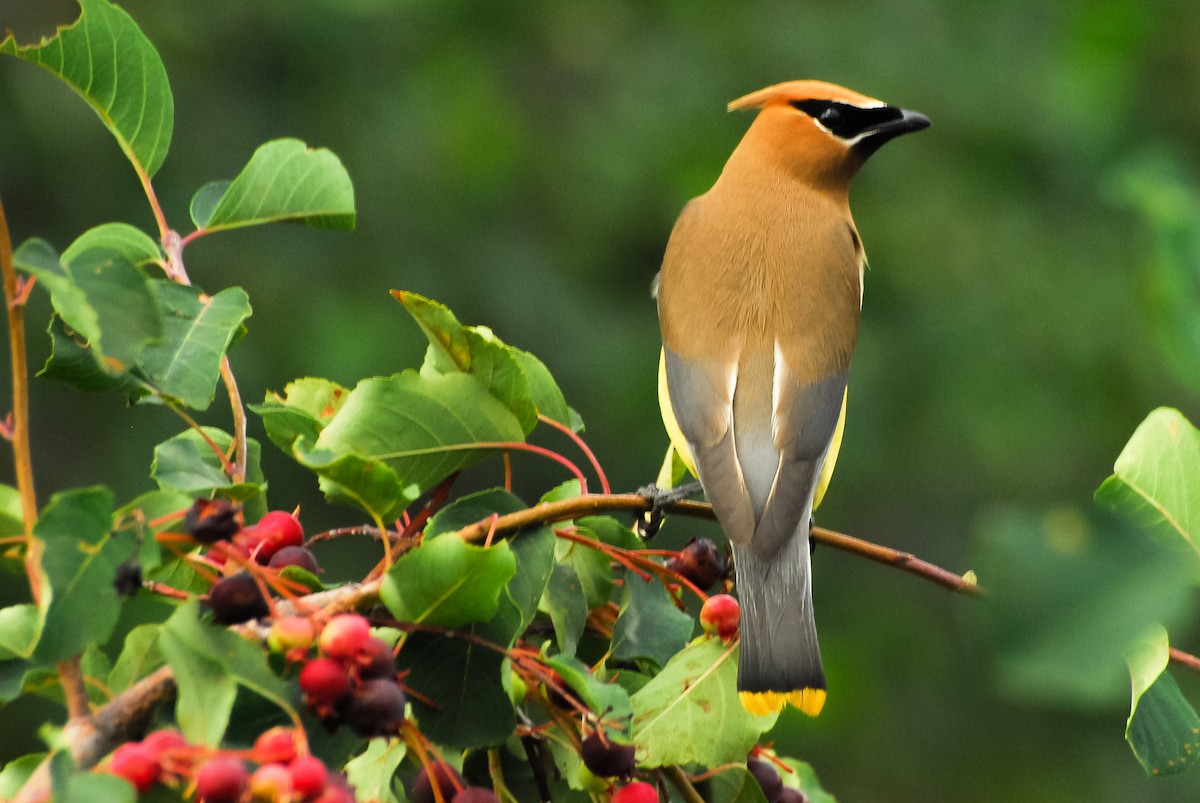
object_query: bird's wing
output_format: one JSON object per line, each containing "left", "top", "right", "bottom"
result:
{"left": 750, "top": 365, "right": 847, "bottom": 560}
{"left": 661, "top": 345, "right": 757, "bottom": 545}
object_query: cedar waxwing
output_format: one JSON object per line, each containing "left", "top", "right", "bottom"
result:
{"left": 655, "top": 80, "right": 929, "bottom": 717}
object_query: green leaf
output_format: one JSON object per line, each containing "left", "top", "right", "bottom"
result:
{"left": 1125, "top": 625, "right": 1200, "bottom": 775}
{"left": 114, "top": 488, "right": 193, "bottom": 574}
{"left": 252, "top": 377, "right": 348, "bottom": 454}
{"left": 0, "top": 483, "right": 24, "bottom": 536}
{"left": 293, "top": 371, "right": 525, "bottom": 520}
{"left": 397, "top": 627, "right": 515, "bottom": 750}
{"left": 557, "top": 528, "right": 614, "bottom": 610}
{"left": 33, "top": 487, "right": 127, "bottom": 663}
{"left": 611, "top": 569, "right": 693, "bottom": 670}
{"left": 1096, "top": 408, "right": 1200, "bottom": 555}
{"left": 973, "top": 506, "right": 1196, "bottom": 706}
{"left": 381, "top": 536, "right": 516, "bottom": 628}
{"left": 0, "top": 605, "right": 40, "bottom": 660}
{"left": 422, "top": 488, "right": 556, "bottom": 632}
{"left": 344, "top": 738, "right": 406, "bottom": 803}
{"left": 159, "top": 601, "right": 296, "bottom": 746}
{"left": 0, "top": 753, "right": 44, "bottom": 799}
{"left": 509, "top": 347, "right": 575, "bottom": 429}
{"left": 0, "top": 0, "right": 173, "bottom": 176}
{"left": 151, "top": 427, "right": 265, "bottom": 503}
{"left": 397, "top": 292, "right": 537, "bottom": 432}
{"left": 776, "top": 757, "right": 837, "bottom": 803}
{"left": 62, "top": 223, "right": 160, "bottom": 266}
{"left": 16, "top": 240, "right": 162, "bottom": 373}
{"left": 540, "top": 563, "right": 587, "bottom": 657}
{"left": 136, "top": 284, "right": 252, "bottom": 409}
{"left": 707, "top": 768, "right": 769, "bottom": 803}
{"left": 197, "top": 138, "right": 355, "bottom": 232}
{"left": 41, "top": 315, "right": 145, "bottom": 395}
{"left": 544, "top": 654, "right": 632, "bottom": 731}
{"left": 189, "top": 181, "right": 230, "bottom": 229}
{"left": 630, "top": 636, "right": 779, "bottom": 768}
{"left": 108, "top": 624, "right": 163, "bottom": 695}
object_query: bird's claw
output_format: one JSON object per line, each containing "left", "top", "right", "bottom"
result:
{"left": 635, "top": 481, "right": 703, "bottom": 540}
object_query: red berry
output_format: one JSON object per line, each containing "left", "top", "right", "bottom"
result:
{"left": 251, "top": 726, "right": 298, "bottom": 765}
{"left": 186, "top": 498, "right": 242, "bottom": 544}
{"left": 411, "top": 762, "right": 464, "bottom": 803}
{"left": 209, "top": 572, "right": 270, "bottom": 625}
{"left": 141, "top": 728, "right": 187, "bottom": 764}
{"left": 299, "top": 657, "right": 353, "bottom": 712}
{"left": 109, "top": 742, "right": 160, "bottom": 793}
{"left": 699, "top": 594, "right": 740, "bottom": 640}
{"left": 343, "top": 678, "right": 408, "bottom": 737}
{"left": 288, "top": 755, "right": 330, "bottom": 800}
{"left": 612, "top": 781, "right": 659, "bottom": 803}
{"left": 665, "top": 537, "right": 729, "bottom": 590}
{"left": 249, "top": 761, "right": 292, "bottom": 801}
{"left": 196, "top": 757, "right": 249, "bottom": 803}
{"left": 356, "top": 637, "right": 397, "bottom": 680}
{"left": 452, "top": 789, "right": 500, "bottom": 803}
{"left": 254, "top": 510, "right": 304, "bottom": 564}
{"left": 579, "top": 731, "right": 636, "bottom": 778}
{"left": 269, "top": 545, "right": 320, "bottom": 573}
{"left": 319, "top": 614, "right": 371, "bottom": 661}
{"left": 747, "top": 757, "right": 782, "bottom": 800}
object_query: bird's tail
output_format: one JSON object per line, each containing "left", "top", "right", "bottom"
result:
{"left": 732, "top": 530, "right": 826, "bottom": 717}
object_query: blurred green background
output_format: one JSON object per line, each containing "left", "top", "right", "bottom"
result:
{"left": 3, "top": 0, "right": 1200, "bottom": 800}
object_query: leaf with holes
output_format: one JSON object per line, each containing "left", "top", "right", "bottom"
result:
{"left": 0, "top": 0, "right": 173, "bottom": 176}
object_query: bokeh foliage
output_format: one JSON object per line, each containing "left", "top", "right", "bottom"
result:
{"left": 1, "top": 0, "right": 1200, "bottom": 800}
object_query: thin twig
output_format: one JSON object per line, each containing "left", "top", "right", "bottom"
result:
{"left": 218, "top": 356, "right": 248, "bottom": 483}
{"left": 1170, "top": 648, "right": 1200, "bottom": 674}
{"left": 0, "top": 195, "right": 36, "bottom": 531}
{"left": 662, "top": 764, "right": 706, "bottom": 803}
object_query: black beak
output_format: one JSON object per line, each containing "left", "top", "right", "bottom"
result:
{"left": 855, "top": 107, "right": 930, "bottom": 156}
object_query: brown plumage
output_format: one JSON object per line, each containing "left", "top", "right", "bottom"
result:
{"left": 656, "top": 80, "right": 929, "bottom": 715}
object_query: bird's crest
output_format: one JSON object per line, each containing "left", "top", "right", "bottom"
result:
{"left": 728, "top": 80, "right": 881, "bottom": 113}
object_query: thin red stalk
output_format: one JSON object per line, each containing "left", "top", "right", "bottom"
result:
{"left": 538, "top": 413, "right": 610, "bottom": 494}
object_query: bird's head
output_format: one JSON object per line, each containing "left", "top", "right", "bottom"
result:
{"left": 727, "top": 80, "right": 930, "bottom": 186}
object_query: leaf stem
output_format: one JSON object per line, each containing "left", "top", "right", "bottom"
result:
{"left": 1170, "top": 647, "right": 1200, "bottom": 674}
{"left": 538, "top": 414, "right": 610, "bottom": 494}
{"left": 662, "top": 764, "right": 706, "bottom": 803}
{"left": 218, "top": 355, "right": 248, "bottom": 482}
{"left": 0, "top": 195, "right": 37, "bottom": 532}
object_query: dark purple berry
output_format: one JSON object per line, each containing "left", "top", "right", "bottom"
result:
{"left": 209, "top": 572, "right": 269, "bottom": 624}
{"left": 666, "top": 537, "right": 728, "bottom": 590}
{"left": 343, "top": 678, "right": 408, "bottom": 737}
{"left": 185, "top": 497, "right": 242, "bottom": 544}
{"left": 411, "top": 763, "right": 464, "bottom": 803}
{"left": 268, "top": 545, "right": 320, "bottom": 574}
{"left": 357, "top": 637, "right": 397, "bottom": 680}
{"left": 747, "top": 757, "right": 782, "bottom": 801}
{"left": 777, "top": 788, "right": 809, "bottom": 803}
{"left": 580, "top": 731, "right": 636, "bottom": 778}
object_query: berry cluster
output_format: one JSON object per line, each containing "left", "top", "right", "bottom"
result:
{"left": 748, "top": 755, "right": 808, "bottom": 803}
{"left": 105, "top": 727, "right": 354, "bottom": 802}
{"left": 297, "top": 613, "right": 408, "bottom": 737}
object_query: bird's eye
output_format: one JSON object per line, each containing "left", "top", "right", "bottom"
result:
{"left": 819, "top": 107, "right": 842, "bottom": 127}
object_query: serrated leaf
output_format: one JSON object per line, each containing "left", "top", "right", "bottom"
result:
{"left": 540, "top": 563, "right": 587, "bottom": 657}
{"left": 509, "top": 347, "right": 575, "bottom": 429}
{"left": 151, "top": 427, "right": 265, "bottom": 503}
{"left": 974, "top": 507, "right": 1195, "bottom": 706}
{"left": 160, "top": 601, "right": 296, "bottom": 746}
{"left": 0, "top": 0, "right": 173, "bottom": 176}
{"left": 344, "top": 738, "right": 406, "bottom": 803}
{"left": 630, "top": 637, "right": 779, "bottom": 768}
{"left": 198, "top": 138, "right": 355, "bottom": 232}
{"left": 397, "top": 626, "right": 514, "bottom": 749}
{"left": 1096, "top": 408, "right": 1200, "bottom": 555}
{"left": 16, "top": 240, "right": 162, "bottom": 373}
{"left": 396, "top": 291, "right": 537, "bottom": 432}
{"left": 33, "top": 487, "right": 127, "bottom": 663}
{"left": 136, "top": 284, "right": 251, "bottom": 409}
{"left": 294, "top": 371, "right": 525, "bottom": 520}
{"left": 612, "top": 570, "right": 693, "bottom": 670}
{"left": 381, "top": 536, "right": 515, "bottom": 628}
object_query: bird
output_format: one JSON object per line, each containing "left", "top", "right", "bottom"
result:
{"left": 654, "top": 80, "right": 929, "bottom": 717}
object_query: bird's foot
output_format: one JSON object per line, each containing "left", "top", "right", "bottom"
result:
{"left": 634, "top": 481, "right": 703, "bottom": 540}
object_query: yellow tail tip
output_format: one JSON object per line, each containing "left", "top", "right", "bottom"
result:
{"left": 739, "top": 688, "right": 826, "bottom": 717}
